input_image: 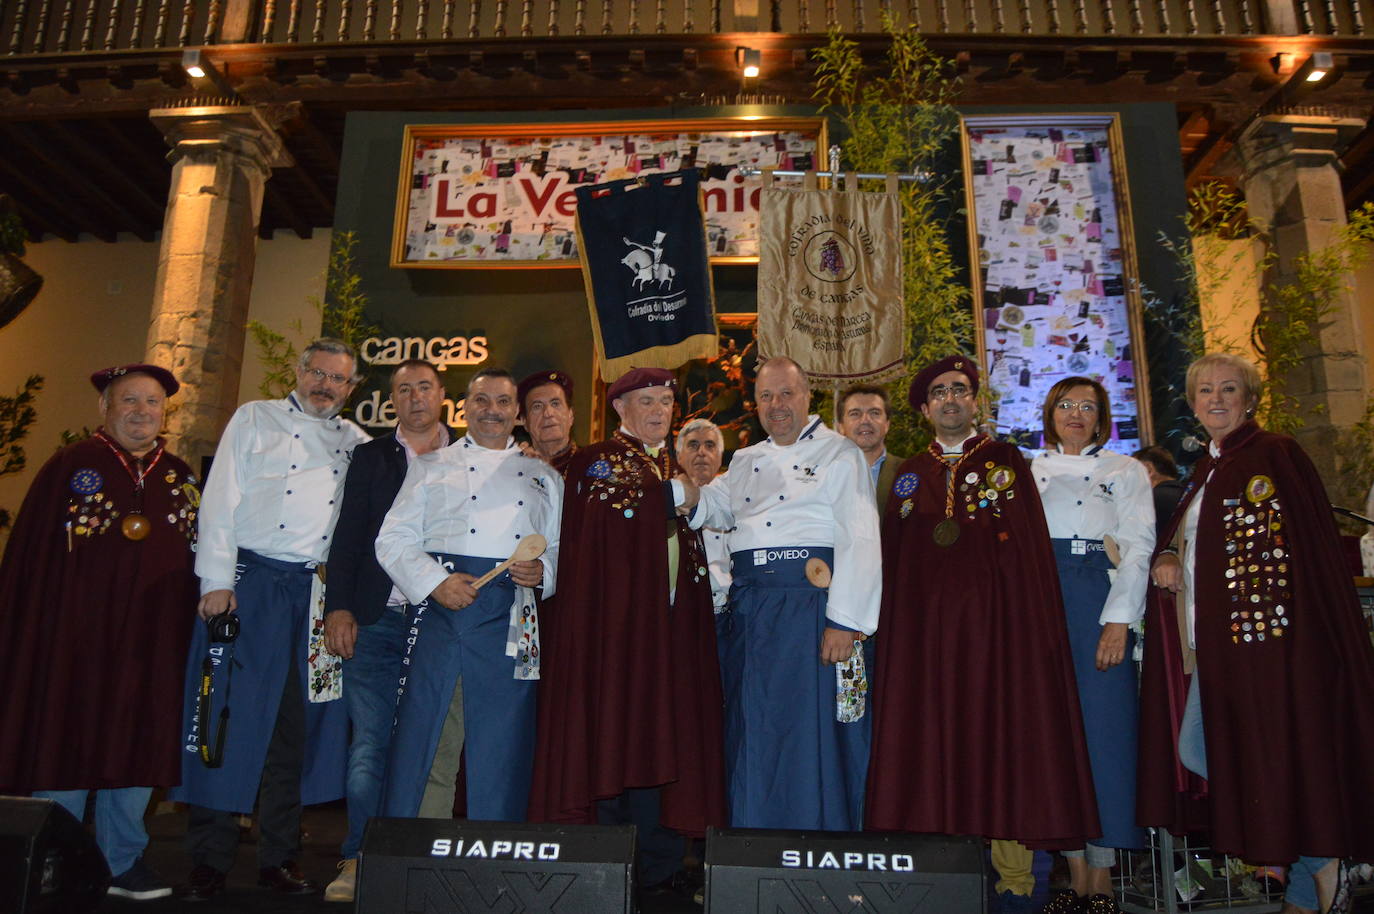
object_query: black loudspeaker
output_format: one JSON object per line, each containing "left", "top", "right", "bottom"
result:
{"left": 0, "top": 796, "right": 110, "bottom": 914}
{"left": 357, "top": 818, "right": 635, "bottom": 913}
{"left": 704, "top": 827, "right": 986, "bottom": 914}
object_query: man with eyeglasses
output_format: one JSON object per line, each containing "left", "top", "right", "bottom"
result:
{"left": 864, "top": 355, "right": 1099, "bottom": 914}
{"left": 174, "top": 338, "right": 369, "bottom": 901}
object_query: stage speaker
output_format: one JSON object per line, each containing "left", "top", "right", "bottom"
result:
{"left": 357, "top": 818, "right": 635, "bottom": 913}
{"left": 704, "top": 827, "right": 986, "bottom": 914}
{"left": 0, "top": 796, "right": 110, "bottom": 914}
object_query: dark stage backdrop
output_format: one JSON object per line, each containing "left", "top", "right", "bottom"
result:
{"left": 332, "top": 103, "right": 1188, "bottom": 447}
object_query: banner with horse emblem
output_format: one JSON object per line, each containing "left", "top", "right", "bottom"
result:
{"left": 575, "top": 169, "right": 718, "bottom": 382}
{"left": 756, "top": 172, "right": 905, "bottom": 382}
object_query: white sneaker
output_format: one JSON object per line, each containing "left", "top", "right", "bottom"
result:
{"left": 324, "top": 858, "right": 357, "bottom": 903}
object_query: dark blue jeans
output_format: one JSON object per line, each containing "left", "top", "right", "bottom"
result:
{"left": 342, "top": 609, "right": 410, "bottom": 859}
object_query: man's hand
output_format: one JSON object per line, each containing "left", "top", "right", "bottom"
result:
{"left": 1152, "top": 553, "right": 1183, "bottom": 593}
{"left": 509, "top": 559, "right": 543, "bottom": 588}
{"left": 1095, "top": 621, "right": 1129, "bottom": 671}
{"left": 676, "top": 474, "right": 699, "bottom": 515}
{"left": 430, "top": 572, "right": 478, "bottom": 610}
{"left": 820, "top": 627, "right": 857, "bottom": 665}
{"left": 198, "top": 589, "right": 236, "bottom": 621}
{"left": 325, "top": 610, "right": 359, "bottom": 659}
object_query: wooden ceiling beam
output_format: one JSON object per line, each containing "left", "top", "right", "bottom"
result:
{"left": 4, "top": 122, "right": 145, "bottom": 241}
{"left": 0, "top": 131, "right": 90, "bottom": 242}
{"left": 48, "top": 120, "right": 168, "bottom": 227}
{"left": 2, "top": 183, "right": 77, "bottom": 243}
{"left": 261, "top": 178, "right": 311, "bottom": 240}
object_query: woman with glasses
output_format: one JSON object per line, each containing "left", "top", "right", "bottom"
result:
{"left": 1032, "top": 376, "right": 1154, "bottom": 914}
{"left": 1140, "top": 353, "right": 1374, "bottom": 914}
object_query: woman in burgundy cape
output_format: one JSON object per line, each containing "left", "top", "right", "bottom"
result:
{"left": 1141, "top": 353, "right": 1374, "bottom": 914}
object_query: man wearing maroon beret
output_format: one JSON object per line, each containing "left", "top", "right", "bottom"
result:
{"left": 517, "top": 369, "right": 578, "bottom": 476}
{"left": 528, "top": 366, "right": 726, "bottom": 895}
{"left": 0, "top": 363, "right": 198, "bottom": 901}
{"left": 864, "top": 355, "right": 1099, "bottom": 914}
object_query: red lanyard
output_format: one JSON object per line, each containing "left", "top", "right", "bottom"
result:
{"left": 94, "top": 429, "right": 165, "bottom": 492}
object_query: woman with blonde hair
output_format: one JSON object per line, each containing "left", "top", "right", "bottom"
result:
{"left": 1139, "top": 352, "right": 1374, "bottom": 914}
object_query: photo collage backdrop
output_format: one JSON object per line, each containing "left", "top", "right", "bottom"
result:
{"left": 965, "top": 118, "right": 1145, "bottom": 452}
{"left": 399, "top": 125, "right": 818, "bottom": 265}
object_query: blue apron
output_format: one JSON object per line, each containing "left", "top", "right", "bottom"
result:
{"left": 379, "top": 553, "right": 535, "bottom": 822}
{"left": 1052, "top": 538, "right": 1145, "bottom": 850}
{"left": 172, "top": 550, "right": 347, "bottom": 811}
{"left": 722, "top": 547, "right": 868, "bottom": 831}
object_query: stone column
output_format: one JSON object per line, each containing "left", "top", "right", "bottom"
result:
{"left": 1232, "top": 111, "right": 1368, "bottom": 492}
{"left": 145, "top": 105, "right": 293, "bottom": 467}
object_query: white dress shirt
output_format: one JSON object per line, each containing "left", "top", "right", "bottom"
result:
{"left": 688, "top": 416, "right": 881, "bottom": 634}
{"left": 703, "top": 525, "right": 732, "bottom": 610}
{"left": 375, "top": 436, "right": 563, "bottom": 605}
{"left": 1180, "top": 440, "right": 1220, "bottom": 647}
{"left": 196, "top": 395, "right": 370, "bottom": 595}
{"left": 383, "top": 424, "right": 453, "bottom": 610}
{"left": 1032, "top": 445, "right": 1155, "bottom": 625}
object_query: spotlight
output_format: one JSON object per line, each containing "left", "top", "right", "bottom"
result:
{"left": 736, "top": 47, "right": 761, "bottom": 79}
{"left": 1305, "top": 50, "right": 1333, "bottom": 82}
{"left": 180, "top": 49, "right": 235, "bottom": 95}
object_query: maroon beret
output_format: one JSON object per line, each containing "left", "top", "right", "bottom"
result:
{"left": 606, "top": 367, "right": 675, "bottom": 402}
{"left": 517, "top": 369, "right": 574, "bottom": 417}
{"left": 90, "top": 363, "right": 179, "bottom": 397}
{"left": 908, "top": 355, "right": 979, "bottom": 410}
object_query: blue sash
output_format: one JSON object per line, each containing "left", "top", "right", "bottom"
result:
{"left": 379, "top": 553, "right": 535, "bottom": 821}
{"left": 171, "top": 550, "right": 347, "bottom": 811}
{"left": 721, "top": 546, "right": 868, "bottom": 830}
{"left": 1051, "top": 538, "right": 1145, "bottom": 850}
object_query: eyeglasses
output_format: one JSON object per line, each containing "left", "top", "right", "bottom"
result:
{"left": 304, "top": 367, "right": 352, "bottom": 385}
{"left": 928, "top": 384, "right": 972, "bottom": 402}
{"left": 1055, "top": 399, "right": 1099, "bottom": 414}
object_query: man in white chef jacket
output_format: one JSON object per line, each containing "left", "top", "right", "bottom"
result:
{"left": 375, "top": 367, "right": 562, "bottom": 822}
{"left": 176, "top": 338, "right": 370, "bottom": 900}
{"left": 677, "top": 356, "right": 881, "bottom": 832}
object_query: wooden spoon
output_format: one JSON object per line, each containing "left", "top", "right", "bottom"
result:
{"left": 470, "top": 534, "right": 548, "bottom": 591}
{"left": 805, "top": 557, "right": 832, "bottom": 589}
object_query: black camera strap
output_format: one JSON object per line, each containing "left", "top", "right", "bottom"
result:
{"left": 197, "top": 642, "right": 236, "bottom": 768}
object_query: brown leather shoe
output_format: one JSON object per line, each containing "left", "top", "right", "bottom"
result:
{"left": 180, "top": 864, "right": 226, "bottom": 902}
{"left": 258, "top": 860, "right": 319, "bottom": 894}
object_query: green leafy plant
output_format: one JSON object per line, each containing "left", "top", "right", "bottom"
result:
{"left": 812, "top": 20, "right": 971, "bottom": 454}
{"left": 0, "top": 196, "right": 28, "bottom": 257}
{"left": 248, "top": 230, "right": 381, "bottom": 400}
{"left": 0, "top": 374, "right": 43, "bottom": 533}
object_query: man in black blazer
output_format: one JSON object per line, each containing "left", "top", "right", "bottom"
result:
{"left": 322, "top": 358, "right": 450, "bottom": 902}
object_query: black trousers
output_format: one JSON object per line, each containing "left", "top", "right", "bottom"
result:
{"left": 185, "top": 660, "right": 306, "bottom": 872}
{"left": 596, "top": 787, "right": 683, "bottom": 887}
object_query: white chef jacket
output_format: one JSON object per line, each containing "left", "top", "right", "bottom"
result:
{"left": 196, "top": 395, "right": 370, "bottom": 595}
{"left": 1032, "top": 444, "right": 1155, "bottom": 625}
{"left": 375, "top": 435, "right": 562, "bottom": 605}
{"left": 687, "top": 416, "right": 881, "bottom": 634}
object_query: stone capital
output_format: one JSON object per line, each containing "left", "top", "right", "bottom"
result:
{"left": 149, "top": 104, "right": 296, "bottom": 176}
{"left": 1233, "top": 112, "right": 1367, "bottom": 176}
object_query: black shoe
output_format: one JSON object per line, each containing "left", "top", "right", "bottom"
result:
{"left": 258, "top": 860, "right": 318, "bottom": 894}
{"left": 108, "top": 856, "right": 173, "bottom": 901}
{"left": 180, "top": 864, "right": 226, "bottom": 902}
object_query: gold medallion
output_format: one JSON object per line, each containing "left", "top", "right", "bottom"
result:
{"left": 1245, "top": 474, "right": 1275, "bottom": 504}
{"left": 933, "top": 518, "right": 960, "bottom": 547}
{"left": 120, "top": 513, "right": 151, "bottom": 541}
{"left": 986, "top": 465, "right": 1016, "bottom": 491}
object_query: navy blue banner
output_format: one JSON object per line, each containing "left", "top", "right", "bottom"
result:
{"left": 575, "top": 169, "right": 717, "bottom": 381}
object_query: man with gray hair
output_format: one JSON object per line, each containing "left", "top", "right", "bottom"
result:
{"left": 674, "top": 418, "right": 731, "bottom": 614}
{"left": 174, "top": 338, "right": 370, "bottom": 901}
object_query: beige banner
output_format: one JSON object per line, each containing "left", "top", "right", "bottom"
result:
{"left": 756, "top": 173, "right": 904, "bottom": 382}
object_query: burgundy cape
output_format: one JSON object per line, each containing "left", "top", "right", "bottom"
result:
{"left": 1137, "top": 421, "right": 1374, "bottom": 863}
{"left": 0, "top": 435, "right": 199, "bottom": 791}
{"left": 866, "top": 437, "right": 1100, "bottom": 847}
{"left": 527, "top": 435, "right": 728, "bottom": 836}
